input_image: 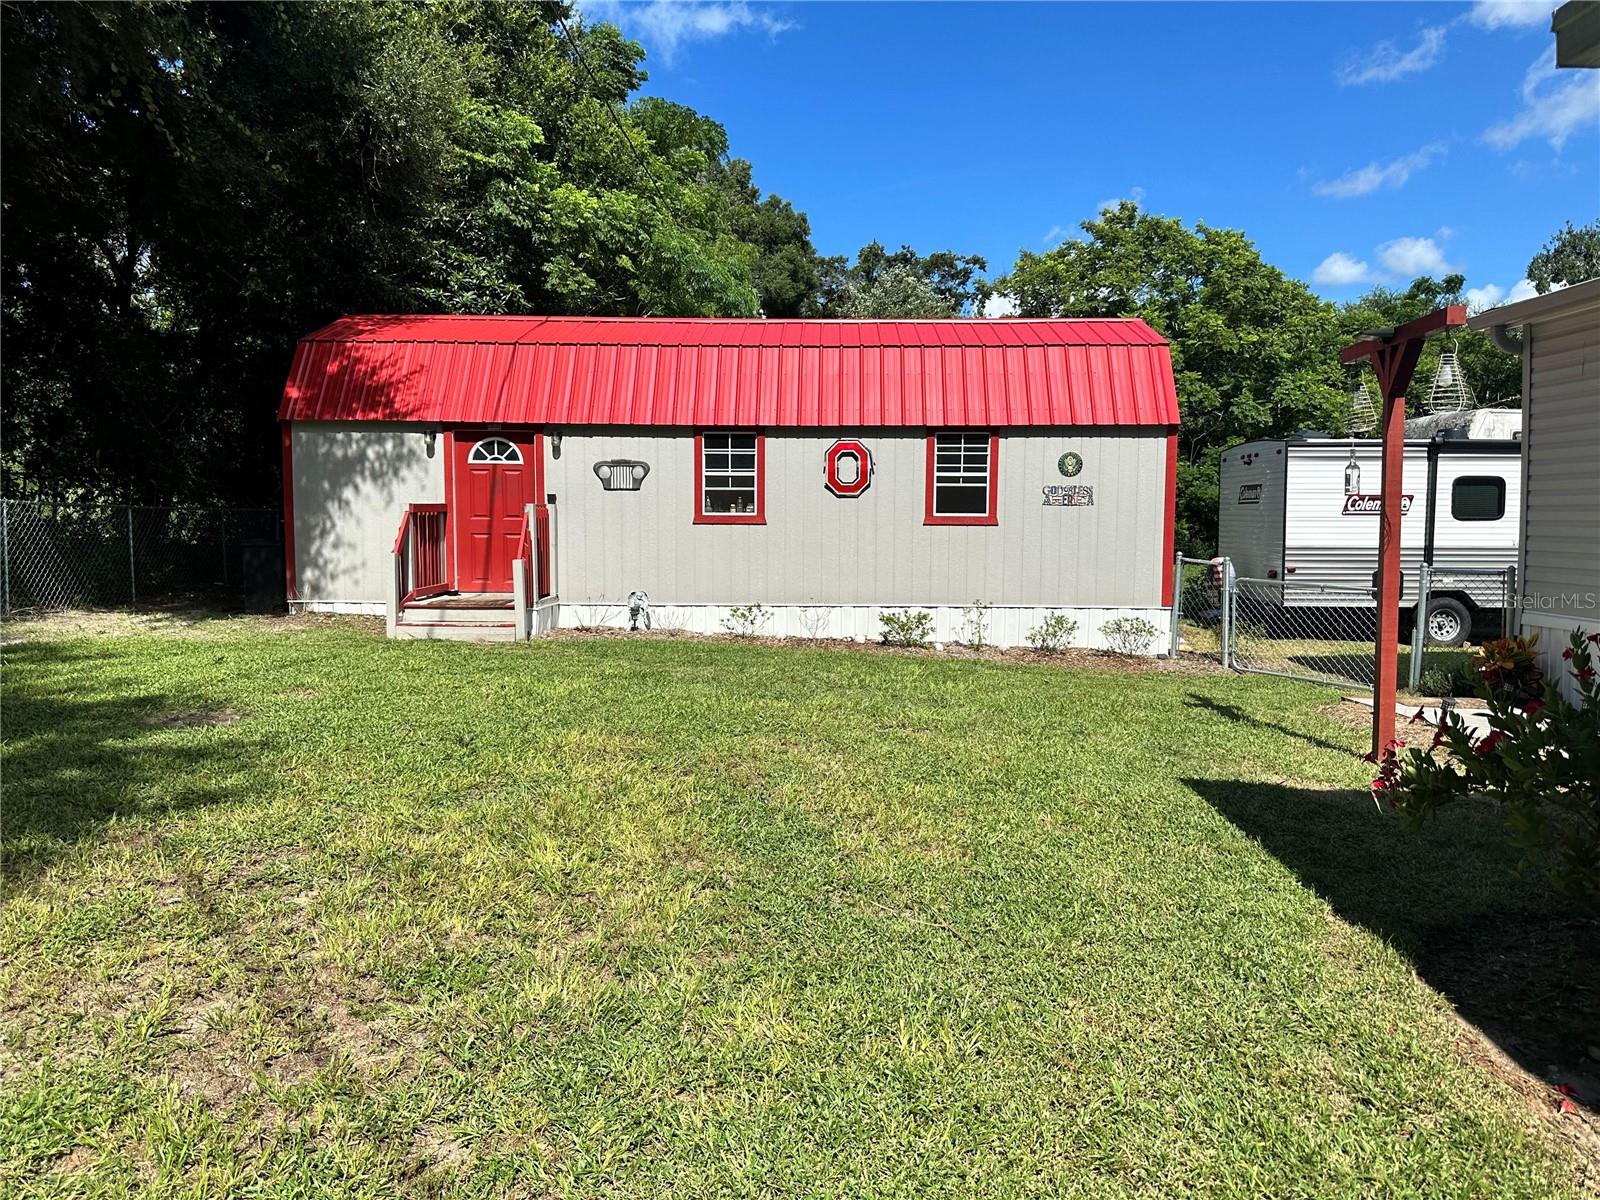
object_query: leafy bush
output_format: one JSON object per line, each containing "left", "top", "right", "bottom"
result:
{"left": 879, "top": 609, "right": 934, "bottom": 647}
{"left": 1026, "top": 611, "right": 1078, "bottom": 652}
{"left": 721, "top": 603, "right": 769, "bottom": 638}
{"left": 1376, "top": 630, "right": 1599, "bottom": 904}
{"left": 960, "top": 600, "right": 991, "bottom": 649}
{"left": 1417, "top": 660, "right": 1480, "bottom": 699}
{"left": 1100, "top": 616, "right": 1159, "bottom": 656}
{"left": 1473, "top": 635, "right": 1544, "bottom": 703}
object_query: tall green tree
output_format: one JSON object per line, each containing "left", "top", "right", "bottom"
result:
{"left": 1, "top": 1, "right": 770, "bottom": 505}
{"left": 820, "top": 243, "right": 988, "bottom": 316}
{"left": 999, "top": 203, "right": 1346, "bottom": 556}
{"left": 1527, "top": 219, "right": 1600, "bottom": 293}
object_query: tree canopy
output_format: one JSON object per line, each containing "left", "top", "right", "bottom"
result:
{"left": 1000, "top": 203, "right": 1348, "bottom": 555}
{"left": 0, "top": 1, "right": 812, "bottom": 503}
{"left": 1527, "top": 219, "right": 1600, "bottom": 293}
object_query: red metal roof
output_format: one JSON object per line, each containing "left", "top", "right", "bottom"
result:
{"left": 279, "top": 315, "right": 1180, "bottom": 428}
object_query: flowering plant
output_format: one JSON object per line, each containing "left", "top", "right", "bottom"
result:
{"left": 1375, "top": 629, "right": 1599, "bottom": 904}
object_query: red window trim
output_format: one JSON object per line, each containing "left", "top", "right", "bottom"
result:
{"left": 694, "top": 431, "right": 766, "bottom": 525}
{"left": 924, "top": 431, "right": 999, "bottom": 526}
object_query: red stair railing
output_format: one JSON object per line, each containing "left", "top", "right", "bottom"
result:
{"left": 393, "top": 503, "right": 449, "bottom": 603}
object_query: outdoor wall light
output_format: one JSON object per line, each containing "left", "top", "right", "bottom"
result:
{"left": 551, "top": 431, "right": 563, "bottom": 459}
{"left": 424, "top": 428, "right": 437, "bottom": 458}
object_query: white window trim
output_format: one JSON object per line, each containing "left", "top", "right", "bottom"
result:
{"left": 467, "top": 437, "right": 523, "bottom": 464}
{"left": 699, "top": 432, "right": 761, "bottom": 518}
{"left": 931, "top": 432, "right": 995, "bottom": 519}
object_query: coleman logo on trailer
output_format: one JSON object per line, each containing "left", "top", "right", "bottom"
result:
{"left": 1342, "top": 493, "right": 1413, "bottom": 515}
{"left": 1238, "top": 483, "right": 1262, "bottom": 504}
{"left": 824, "top": 439, "right": 873, "bottom": 497}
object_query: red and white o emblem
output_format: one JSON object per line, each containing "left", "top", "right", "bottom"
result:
{"left": 824, "top": 439, "right": 872, "bottom": 497}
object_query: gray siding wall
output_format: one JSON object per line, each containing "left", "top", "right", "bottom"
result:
{"left": 292, "top": 421, "right": 442, "bottom": 603}
{"left": 1522, "top": 306, "right": 1600, "bottom": 620}
{"left": 545, "top": 427, "right": 1167, "bottom": 607}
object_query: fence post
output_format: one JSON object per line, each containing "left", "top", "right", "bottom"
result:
{"left": 1408, "top": 562, "right": 1430, "bottom": 692}
{"left": 1220, "top": 559, "right": 1234, "bottom": 671}
{"left": 127, "top": 506, "right": 137, "bottom": 609}
{"left": 1168, "top": 552, "right": 1184, "bottom": 657}
{"left": 1, "top": 499, "right": 9, "bottom": 616}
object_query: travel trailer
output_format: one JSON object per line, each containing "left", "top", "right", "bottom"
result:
{"left": 1217, "top": 410, "right": 1521, "bottom": 645}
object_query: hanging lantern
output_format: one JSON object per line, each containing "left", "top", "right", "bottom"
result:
{"left": 1427, "top": 346, "right": 1475, "bottom": 414}
{"left": 1344, "top": 447, "right": 1362, "bottom": 495}
{"left": 1348, "top": 377, "right": 1377, "bottom": 435}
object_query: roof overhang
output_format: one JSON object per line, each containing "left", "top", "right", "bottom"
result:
{"left": 1554, "top": 0, "right": 1600, "bottom": 67}
{"left": 1466, "top": 276, "right": 1600, "bottom": 330}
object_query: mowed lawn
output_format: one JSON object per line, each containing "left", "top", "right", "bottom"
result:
{"left": 1, "top": 617, "right": 1585, "bottom": 1197}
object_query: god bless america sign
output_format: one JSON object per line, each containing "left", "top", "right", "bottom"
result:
{"left": 1342, "top": 494, "right": 1413, "bottom": 516}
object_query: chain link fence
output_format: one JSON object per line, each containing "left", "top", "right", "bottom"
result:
{"left": 1, "top": 499, "right": 283, "bottom": 615}
{"left": 1169, "top": 553, "right": 1514, "bottom": 694}
{"left": 1408, "top": 564, "right": 1516, "bottom": 695}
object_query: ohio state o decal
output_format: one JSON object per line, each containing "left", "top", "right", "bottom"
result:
{"left": 824, "top": 440, "right": 873, "bottom": 497}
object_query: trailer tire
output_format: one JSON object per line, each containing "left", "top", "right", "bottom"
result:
{"left": 1424, "top": 596, "right": 1471, "bottom": 647}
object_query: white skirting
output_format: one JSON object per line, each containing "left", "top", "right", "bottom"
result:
{"left": 297, "top": 598, "right": 1173, "bottom": 655}
{"left": 1518, "top": 609, "right": 1598, "bottom": 707}
{"left": 555, "top": 601, "right": 1172, "bottom": 654}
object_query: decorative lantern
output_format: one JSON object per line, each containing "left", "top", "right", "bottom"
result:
{"left": 1427, "top": 348, "right": 1475, "bottom": 414}
{"left": 1348, "top": 378, "right": 1377, "bottom": 435}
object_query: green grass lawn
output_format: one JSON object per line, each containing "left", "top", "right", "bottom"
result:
{"left": 2, "top": 616, "right": 1587, "bottom": 1197}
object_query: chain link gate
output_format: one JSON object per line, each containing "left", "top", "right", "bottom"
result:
{"left": 1228, "top": 576, "right": 1380, "bottom": 690}
{"left": 1, "top": 499, "right": 283, "bottom": 615}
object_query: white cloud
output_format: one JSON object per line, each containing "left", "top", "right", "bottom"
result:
{"left": 1311, "top": 143, "right": 1446, "bottom": 198}
{"left": 1376, "top": 236, "right": 1456, "bottom": 277}
{"left": 981, "top": 292, "right": 1020, "bottom": 319}
{"left": 1312, "top": 253, "right": 1374, "bottom": 286}
{"left": 1042, "top": 224, "right": 1072, "bottom": 247}
{"left": 580, "top": 1, "right": 793, "bottom": 63}
{"left": 1484, "top": 47, "right": 1600, "bottom": 150}
{"left": 1465, "top": 278, "right": 1543, "bottom": 313}
{"left": 1468, "top": 1, "right": 1550, "bottom": 30}
{"left": 1337, "top": 26, "right": 1446, "bottom": 85}
{"left": 1095, "top": 186, "right": 1146, "bottom": 214}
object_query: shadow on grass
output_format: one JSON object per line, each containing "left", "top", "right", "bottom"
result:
{"left": 1, "top": 640, "right": 262, "bottom": 887}
{"left": 1183, "top": 695, "right": 1354, "bottom": 755}
{"left": 1186, "top": 776, "right": 1600, "bottom": 1097}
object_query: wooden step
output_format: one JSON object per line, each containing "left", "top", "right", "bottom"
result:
{"left": 390, "top": 620, "right": 519, "bottom": 642}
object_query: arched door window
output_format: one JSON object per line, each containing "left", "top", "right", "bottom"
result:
{"left": 467, "top": 437, "right": 523, "bottom": 464}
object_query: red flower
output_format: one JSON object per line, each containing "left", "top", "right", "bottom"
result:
{"left": 1563, "top": 648, "right": 1575, "bottom": 660}
{"left": 1578, "top": 666, "right": 1596, "bottom": 682}
{"left": 1477, "top": 730, "right": 1506, "bottom": 755}
{"left": 1523, "top": 699, "right": 1544, "bottom": 715}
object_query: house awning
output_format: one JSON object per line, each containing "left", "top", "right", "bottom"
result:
{"left": 279, "top": 315, "right": 1181, "bottom": 429}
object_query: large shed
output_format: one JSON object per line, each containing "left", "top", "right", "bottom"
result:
{"left": 279, "top": 316, "right": 1180, "bottom": 647}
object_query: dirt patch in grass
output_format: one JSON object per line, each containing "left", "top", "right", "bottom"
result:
{"left": 142, "top": 708, "right": 247, "bottom": 729}
{"left": 547, "top": 626, "right": 1219, "bottom": 674}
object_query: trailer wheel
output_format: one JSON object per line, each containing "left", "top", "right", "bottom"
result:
{"left": 1425, "top": 597, "right": 1471, "bottom": 647}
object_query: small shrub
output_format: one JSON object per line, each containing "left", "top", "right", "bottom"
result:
{"left": 721, "top": 603, "right": 769, "bottom": 638}
{"left": 1416, "top": 666, "right": 1456, "bottom": 698}
{"left": 796, "top": 605, "right": 830, "bottom": 639}
{"left": 1026, "top": 611, "right": 1078, "bottom": 652}
{"left": 1100, "top": 616, "right": 1159, "bottom": 656}
{"left": 1377, "top": 630, "right": 1598, "bottom": 904}
{"left": 959, "top": 600, "right": 991, "bottom": 649}
{"left": 880, "top": 609, "right": 934, "bottom": 647}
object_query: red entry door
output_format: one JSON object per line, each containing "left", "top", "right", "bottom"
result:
{"left": 452, "top": 433, "right": 539, "bottom": 592}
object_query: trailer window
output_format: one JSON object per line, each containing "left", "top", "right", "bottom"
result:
{"left": 1451, "top": 476, "right": 1505, "bottom": 522}
{"left": 926, "top": 433, "right": 998, "bottom": 525}
{"left": 695, "top": 432, "right": 764, "bottom": 525}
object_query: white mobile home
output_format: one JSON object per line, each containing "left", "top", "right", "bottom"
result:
{"left": 278, "top": 316, "right": 1180, "bottom": 649}
{"left": 1469, "top": 277, "right": 1600, "bottom": 701}
{"left": 1218, "top": 421, "right": 1522, "bottom": 645}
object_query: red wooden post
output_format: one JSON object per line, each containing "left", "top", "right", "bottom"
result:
{"left": 1341, "top": 305, "right": 1465, "bottom": 760}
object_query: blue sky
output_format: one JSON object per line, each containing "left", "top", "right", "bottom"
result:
{"left": 580, "top": 0, "right": 1599, "bottom": 311}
